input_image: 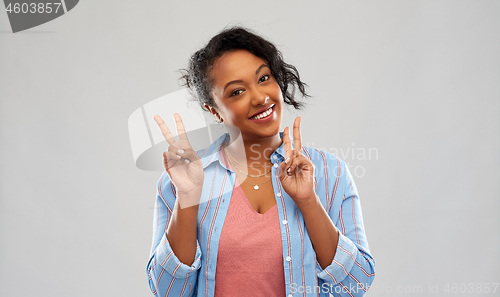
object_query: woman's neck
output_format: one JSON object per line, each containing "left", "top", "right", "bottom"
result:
{"left": 224, "top": 132, "right": 282, "bottom": 167}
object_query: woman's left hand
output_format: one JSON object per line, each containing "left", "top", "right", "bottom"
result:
{"left": 279, "top": 117, "right": 317, "bottom": 206}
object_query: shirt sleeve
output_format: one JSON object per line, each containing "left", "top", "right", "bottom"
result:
{"left": 146, "top": 173, "right": 201, "bottom": 297}
{"left": 316, "top": 160, "right": 376, "bottom": 296}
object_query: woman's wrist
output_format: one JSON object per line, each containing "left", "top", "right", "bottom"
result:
{"left": 294, "top": 193, "right": 321, "bottom": 215}
{"left": 177, "top": 188, "right": 203, "bottom": 209}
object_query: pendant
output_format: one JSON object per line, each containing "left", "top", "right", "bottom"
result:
{"left": 254, "top": 185, "right": 259, "bottom": 190}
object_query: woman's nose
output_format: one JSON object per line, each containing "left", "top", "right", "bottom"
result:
{"left": 252, "top": 92, "right": 270, "bottom": 106}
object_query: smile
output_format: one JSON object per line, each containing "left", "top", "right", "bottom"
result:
{"left": 249, "top": 104, "right": 275, "bottom": 120}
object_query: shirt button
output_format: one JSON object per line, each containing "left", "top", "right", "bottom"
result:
{"left": 282, "top": 220, "right": 287, "bottom": 225}
{"left": 274, "top": 163, "right": 278, "bottom": 168}
{"left": 286, "top": 256, "right": 291, "bottom": 262}
{"left": 273, "top": 155, "right": 277, "bottom": 160}
{"left": 276, "top": 192, "right": 281, "bottom": 197}
{"left": 288, "top": 294, "right": 293, "bottom": 297}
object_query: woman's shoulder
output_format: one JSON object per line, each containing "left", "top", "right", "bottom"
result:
{"left": 194, "top": 133, "right": 229, "bottom": 164}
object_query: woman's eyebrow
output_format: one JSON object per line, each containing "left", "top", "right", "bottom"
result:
{"left": 223, "top": 80, "right": 243, "bottom": 92}
{"left": 255, "top": 64, "right": 269, "bottom": 74}
{"left": 223, "top": 64, "right": 270, "bottom": 92}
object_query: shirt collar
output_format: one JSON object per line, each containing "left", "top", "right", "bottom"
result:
{"left": 198, "top": 132, "right": 286, "bottom": 170}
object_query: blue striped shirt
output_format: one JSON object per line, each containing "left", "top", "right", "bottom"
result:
{"left": 147, "top": 132, "right": 375, "bottom": 296}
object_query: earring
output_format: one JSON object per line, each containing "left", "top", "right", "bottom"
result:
{"left": 215, "top": 115, "right": 224, "bottom": 129}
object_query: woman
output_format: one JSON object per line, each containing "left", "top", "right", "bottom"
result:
{"left": 147, "top": 27, "right": 375, "bottom": 297}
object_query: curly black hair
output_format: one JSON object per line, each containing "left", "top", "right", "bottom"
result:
{"left": 180, "top": 27, "right": 309, "bottom": 110}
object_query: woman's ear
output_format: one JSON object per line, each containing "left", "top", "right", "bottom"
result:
{"left": 204, "top": 104, "right": 223, "bottom": 123}
{"left": 204, "top": 104, "right": 217, "bottom": 117}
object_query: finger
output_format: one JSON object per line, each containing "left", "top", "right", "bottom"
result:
{"left": 278, "top": 158, "right": 292, "bottom": 181}
{"left": 167, "top": 144, "right": 181, "bottom": 154}
{"left": 280, "top": 150, "right": 295, "bottom": 176}
{"left": 173, "top": 146, "right": 199, "bottom": 162}
{"left": 296, "top": 154, "right": 315, "bottom": 176}
{"left": 283, "top": 126, "right": 292, "bottom": 162}
{"left": 293, "top": 117, "right": 302, "bottom": 153}
{"left": 173, "top": 113, "right": 188, "bottom": 141}
{"left": 154, "top": 115, "right": 176, "bottom": 145}
{"left": 163, "top": 151, "right": 181, "bottom": 171}
{"left": 286, "top": 150, "right": 300, "bottom": 176}
{"left": 164, "top": 150, "right": 194, "bottom": 171}
{"left": 288, "top": 151, "right": 312, "bottom": 176}
{"left": 167, "top": 146, "right": 200, "bottom": 168}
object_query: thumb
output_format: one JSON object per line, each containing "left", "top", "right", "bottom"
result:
{"left": 278, "top": 158, "right": 291, "bottom": 182}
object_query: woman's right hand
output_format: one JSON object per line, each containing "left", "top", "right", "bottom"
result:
{"left": 154, "top": 113, "right": 204, "bottom": 208}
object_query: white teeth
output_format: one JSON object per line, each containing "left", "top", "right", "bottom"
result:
{"left": 251, "top": 106, "right": 273, "bottom": 119}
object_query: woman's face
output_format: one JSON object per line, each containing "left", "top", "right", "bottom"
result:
{"left": 209, "top": 49, "right": 284, "bottom": 142}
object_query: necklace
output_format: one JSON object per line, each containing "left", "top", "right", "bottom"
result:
{"left": 224, "top": 146, "right": 272, "bottom": 168}
{"left": 231, "top": 162, "right": 272, "bottom": 177}
{"left": 233, "top": 169, "right": 272, "bottom": 190}
{"left": 242, "top": 175, "right": 272, "bottom": 190}
{"left": 224, "top": 146, "right": 272, "bottom": 190}
{"left": 225, "top": 147, "right": 271, "bottom": 177}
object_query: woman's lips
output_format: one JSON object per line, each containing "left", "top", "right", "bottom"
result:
{"left": 248, "top": 105, "right": 276, "bottom": 123}
{"left": 249, "top": 104, "right": 275, "bottom": 119}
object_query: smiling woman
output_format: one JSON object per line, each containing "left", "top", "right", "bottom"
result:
{"left": 147, "top": 27, "right": 375, "bottom": 297}
{"left": 208, "top": 50, "right": 284, "bottom": 144}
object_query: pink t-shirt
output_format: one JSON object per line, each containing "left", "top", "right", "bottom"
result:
{"left": 214, "top": 150, "right": 286, "bottom": 296}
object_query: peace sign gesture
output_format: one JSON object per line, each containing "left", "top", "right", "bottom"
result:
{"left": 279, "top": 117, "right": 316, "bottom": 204}
{"left": 153, "top": 114, "right": 204, "bottom": 207}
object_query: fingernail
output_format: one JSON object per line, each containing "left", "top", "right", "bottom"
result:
{"left": 178, "top": 149, "right": 185, "bottom": 154}
{"left": 184, "top": 159, "right": 190, "bottom": 164}
{"left": 285, "top": 157, "right": 290, "bottom": 164}
{"left": 176, "top": 155, "right": 181, "bottom": 159}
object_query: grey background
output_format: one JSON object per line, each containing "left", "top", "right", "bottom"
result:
{"left": 1, "top": 1, "right": 499, "bottom": 296}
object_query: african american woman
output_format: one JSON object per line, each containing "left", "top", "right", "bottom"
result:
{"left": 147, "top": 27, "right": 375, "bottom": 297}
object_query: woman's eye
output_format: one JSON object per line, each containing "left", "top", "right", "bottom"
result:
{"left": 259, "top": 75, "right": 270, "bottom": 83}
{"left": 230, "top": 89, "right": 244, "bottom": 97}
